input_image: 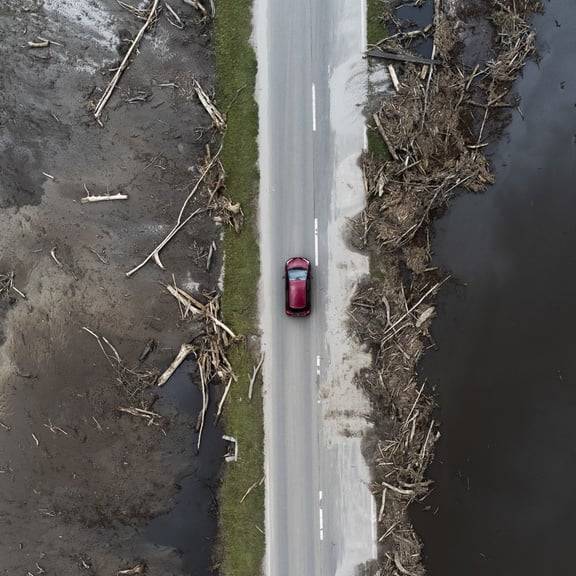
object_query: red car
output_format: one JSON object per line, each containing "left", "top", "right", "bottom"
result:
{"left": 285, "top": 257, "right": 311, "bottom": 317}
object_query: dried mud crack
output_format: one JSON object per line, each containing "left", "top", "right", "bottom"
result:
{"left": 357, "top": 0, "right": 542, "bottom": 573}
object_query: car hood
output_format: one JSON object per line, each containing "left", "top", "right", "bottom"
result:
{"left": 288, "top": 280, "right": 307, "bottom": 309}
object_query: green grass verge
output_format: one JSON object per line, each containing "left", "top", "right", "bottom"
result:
{"left": 367, "top": 0, "right": 389, "bottom": 160}
{"left": 367, "top": 0, "right": 388, "bottom": 45}
{"left": 215, "top": 0, "right": 265, "bottom": 574}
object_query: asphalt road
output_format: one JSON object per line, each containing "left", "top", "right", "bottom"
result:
{"left": 256, "top": 0, "right": 376, "bottom": 574}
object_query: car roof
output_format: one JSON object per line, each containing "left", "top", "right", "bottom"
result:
{"left": 288, "top": 276, "right": 307, "bottom": 308}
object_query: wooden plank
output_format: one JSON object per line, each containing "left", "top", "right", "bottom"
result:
{"left": 366, "top": 49, "right": 439, "bottom": 66}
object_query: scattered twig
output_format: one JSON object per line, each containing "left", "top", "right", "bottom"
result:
{"left": 117, "top": 0, "right": 148, "bottom": 19}
{"left": 248, "top": 354, "right": 264, "bottom": 400}
{"left": 50, "top": 247, "right": 63, "bottom": 268}
{"left": 192, "top": 78, "right": 226, "bottom": 130}
{"left": 182, "top": 0, "right": 208, "bottom": 17}
{"left": 196, "top": 351, "right": 209, "bottom": 451}
{"left": 165, "top": 2, "right": 184, "bottom": 28}
{"left": 94, "top": 0, "right": 160, "bottom": 120}
{"left": 89, "top": 247, "right": 109, "bottom": 264}
{"left": 81, "top": 185, "right": 128, "bottom": 203}
{"left": 27, "top": 37, "right": 50, "bottom": 49}
{"left": 387, "top": 64, "right": 401, "bottom": 92}
{"left": 215, "top": 376, "right": 233, "bottom": 422}
{"left": 240, "top": 476, "right": 264, "bottom": 503}
{"left": 82, "top": 327, "right": 122, "bottom": 365}
{"left": 117, "top": 563, "right": 146, "bottom": 576}
{"left": 126, "top": 144, "right": 222, "bottom": 277}
{"left": 206, "top": 240, "right": 216, "bottom": 271}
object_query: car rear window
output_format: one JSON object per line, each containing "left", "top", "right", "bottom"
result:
{"left": 288, "top": 268, "right": 307, "bottom": 281}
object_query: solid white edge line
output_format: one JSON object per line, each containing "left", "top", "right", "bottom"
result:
{"left": 361, "top": 0, "right": 368, "bottom": 151}
{"left": 314, "top": 217, "right": 319, "bottom": 266}
{"left": 312, "top": 83, "right": 317, "bottom": 132}
{"left": 360, "top": 0, "right": 367, "bottom": 52}
{"left": 370, "top": 493, "right": 378, "bottom": 558}
{"left": 265, "top": 461, "right": 272, "bottom": 576}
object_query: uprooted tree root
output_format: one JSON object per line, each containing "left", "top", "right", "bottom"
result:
{"left": 355, "top": 0, "right": 541, "bottom": 573}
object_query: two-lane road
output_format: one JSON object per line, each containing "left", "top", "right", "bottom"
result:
{"left": 258, "top": 0, "right": 320, "bottom": 571}
{"left": 256, "top": 0, "right": 377, "bottom": 573}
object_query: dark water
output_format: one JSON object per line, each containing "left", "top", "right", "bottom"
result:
{"left": 395, "top": 0, "right": 434, "bottom": 57}
{"left": 147, "top": 359, "right": 224, "bottom": 575}
{"left": 412, "top": 3, "right": 576, "bottom": 575}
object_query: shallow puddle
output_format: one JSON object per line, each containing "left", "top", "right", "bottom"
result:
{"left": 146, "top": 359, "right": 224, "bottom": 574}
{"left": 395, "top": 0, "right": 434, "bottom": 57}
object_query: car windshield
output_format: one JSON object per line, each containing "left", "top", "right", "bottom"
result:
{"left": 288, "top": 268, "right": 307, "bottom": 281}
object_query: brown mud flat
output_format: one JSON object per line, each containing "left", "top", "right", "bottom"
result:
{"left": 354, "top": 0, "right": 541, "bottom": 573}
{"left": 0, "top": 1, "right": 226, "bottom": 574}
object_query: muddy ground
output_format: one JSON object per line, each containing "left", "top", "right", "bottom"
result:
{"left": 0, "top": 1, "right": 223, "bottom": 573}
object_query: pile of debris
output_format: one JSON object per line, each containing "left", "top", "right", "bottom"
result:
{"left": 85, "top": 0, "right": 242, "bottom": 453}
{"left": 354, "top": 0, "right": 542, "bottom": 573}
{"left": 84, "top": 277, "right": 238, "bottom": 450}
{"left": 160, "top": 282, "right": 237, "bottom": 452}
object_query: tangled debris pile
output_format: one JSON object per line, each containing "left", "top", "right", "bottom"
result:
{"left": 160, "top": 282, "right": 237, "bottom": 451}
{"left": 354, "top": 0, "right": 541, "bottom": 572}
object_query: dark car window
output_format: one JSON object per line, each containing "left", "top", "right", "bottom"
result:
{"left": 288, "top": 268, "right": 307, "bottom": 281}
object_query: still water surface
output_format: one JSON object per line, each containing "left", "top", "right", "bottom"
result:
{"left": 412, "top": 3, "right": 576, "bottom": 575}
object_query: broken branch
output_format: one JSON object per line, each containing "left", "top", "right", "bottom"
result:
{"left": 94, "top": 0, "right": 160, "bottom": 120}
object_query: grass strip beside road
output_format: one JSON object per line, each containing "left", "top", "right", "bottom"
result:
{"left": 367, "top": 0, "right": 387, "bottom": 45}
{"left": 367, "top": 0, "right": 389, "bottom": 158}
{"left": 216, "top": 1, "right": 265, "bottom": 575}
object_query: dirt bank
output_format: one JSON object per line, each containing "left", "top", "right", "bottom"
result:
{"left": 357, "top": 0, "right": 541, "bottom": 573}
{"left": 0, "top": 1, "right": 223, "bottom": 573}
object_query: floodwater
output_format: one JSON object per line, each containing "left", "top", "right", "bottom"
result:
{"left": 395, "top": 0, "right": 433, "bottom": 57}
{"left": 412, "top": 3, "right": 576, "bottom": 575}
{"left": 146, "top": 361, "right": 224, "bottom": 575}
